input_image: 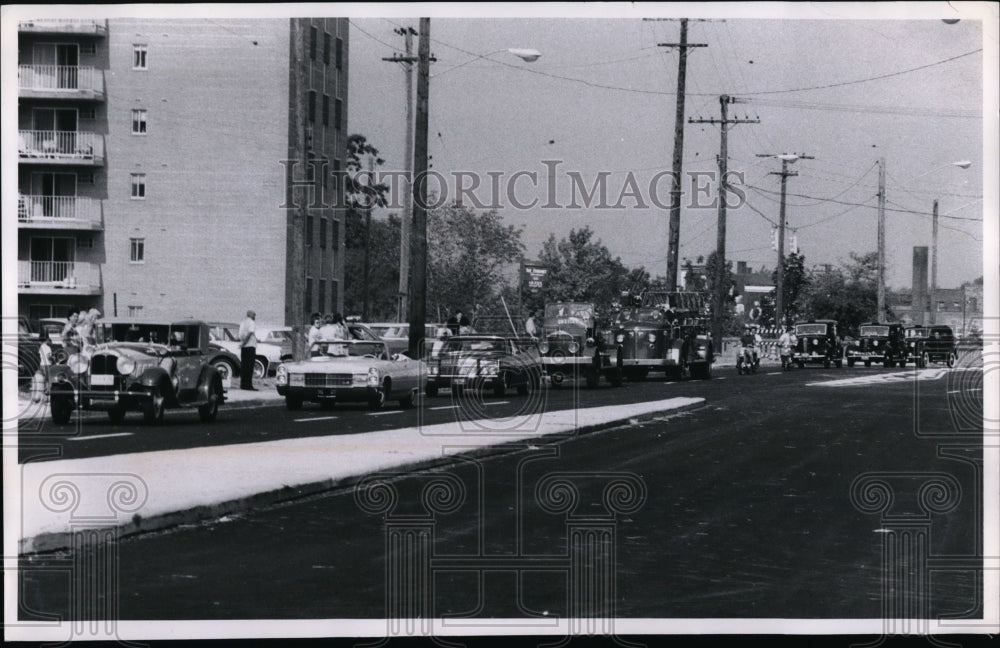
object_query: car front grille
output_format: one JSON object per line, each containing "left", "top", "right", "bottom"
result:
{"left": 89, "top": 354, "right": 122, "bottom": 391}
{"left": 304, "top": 373, "right": 353, "bottom": 388}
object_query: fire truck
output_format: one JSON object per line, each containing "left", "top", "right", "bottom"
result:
{"left": 537, "top": 302, "right": 623, "bottom": 388}
{"left": 612, "top": 291, "right": 714, "bottom": 380}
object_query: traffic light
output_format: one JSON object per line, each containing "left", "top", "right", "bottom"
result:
{"left": 771, "top": 227, "right": 779, "bottom": 251}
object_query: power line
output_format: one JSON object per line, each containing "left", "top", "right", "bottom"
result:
{"left": 748, "top": 184, "right": 983, "bottom": 221}
{"left": 349, "top": 19, "right": 402, "bottom": 53}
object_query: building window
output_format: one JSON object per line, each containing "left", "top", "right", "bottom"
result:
{"left": 320, "top": 218, "right": 327, "bottom": 249}
{"left": 322, "top": 95, "right": 330, "bottom": 127}
{"left": 319, "top": 279, "right": 327, "bottom": 313}
{"left": 937, "top": 301, "right": 945, "bottom": 312}
{"left": 81, "top": 42, "right": 96, "bottom": 55}
{"left": 331, "top": 219, "right": 340, "bottom": 250}
{"left": 132, "top": 109, "right": 147, "bottom": 135}
{"left": 129, "top": 238, "right": 145, "bottom": 263}
{"left": 335, "top": 37, "right": 343, "bottom": 70}
{"left": 130, "top": 173, "right": 146, "bottom": 199}
{"left": 306, "top": 215, "right": 314, "bottom": 246}
{"left": 323, "top": 32, "right": 331, "bottom": 65}
{"left": 127, "top": 305, "right": 144, "bottom": 318}
{"left": 310, "top": 26, "right": 317, "bottom": 60}
{"left": 308, "top": 91, "right": 316, "bottom": 123}
{"left": 79, "top": 107, "right": 97, "bottom": 120}
{"left": 334, "top": 99, "right": 342, "bottom": 131}
{"left": 79, "top": 172, "right": 95, "bottom": 185}
{"left": 331, "top": 279, "right": 339, "bottom": 310}
{"left": 133, "top": 44, "right": 147, "bottom": 69}
{"left": 305, "top": 277, "right": 313, "bottom": 313}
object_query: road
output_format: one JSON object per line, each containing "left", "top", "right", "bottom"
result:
{"left": 18, "top": 362, "right": 984, "bottom": 623}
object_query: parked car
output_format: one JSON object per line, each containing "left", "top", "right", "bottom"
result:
{"left": 47, "top": 320, "right": 226, "bottom": 425}
{"left": 792, "top": 320, "right": 844, "bottom": 368}
{"left": 538, "top": 302, "right": 623, "bottom": 388}
{"left": 846, "top": 322, "right": 908, "bottom": 368}
{"left": 426, "top": 334, "right": 542, "bottom": 397}
{"left": 275, "top": 339, "right": 421, "bottom": 410}
{"left": 207, "top": 321, "right": 285, "bottom": 378}
{"left": 905, "top": 325, "right": 958, "bottom": 368}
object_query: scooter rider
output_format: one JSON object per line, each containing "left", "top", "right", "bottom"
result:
{"left": 739, "top": 324, "right": 762, "bottom": 367}
{"left": 778, "top": 325, "right": 797, "bottom": 368}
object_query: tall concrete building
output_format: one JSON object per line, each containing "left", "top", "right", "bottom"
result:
{"left": 17, "top": 17, "right": 348, "bottom": 325}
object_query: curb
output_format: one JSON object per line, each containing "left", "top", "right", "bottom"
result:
{"left": 20, "top": 398, "right": 705, "bottom": 554}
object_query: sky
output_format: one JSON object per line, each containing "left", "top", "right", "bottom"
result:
{"left": 345, "top": 4, "right": 996, "bottom": 292}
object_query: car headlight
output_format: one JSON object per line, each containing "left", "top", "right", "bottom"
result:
{"left": 116, "top": 356, "right": 136, "bottom": 375}
{"left": 648, "top": 332, "right": 657, "bottom": 343}
{"left": 428, "top": 365, "right": 438, "bottom": 376}
{"left": 585, "top": 337, "right": 596, "bottom": 348}
{"left": 567, "top": 341, "right": 580, "bottom": 354}
{"left": 367, "top": 367, "right": 381, "bottom": 387}
{"left": 616, "top": 334, "right": 625, "bottom": 343}
{"left": 67, "top": 353, "right": 88, "bottom": 374}
{"left": 812, "top": 339, "right": 818, "bottom": 346}
{"left": 873, "top": 340, "right": 879, "bottom": 347}
{"left": 538, "top": 341, "right": 549, "bottom": 354}
{"left": 482, "top": 362, "right": 500, "bottom": 376}
{"left": 276, "top": 364, "right": 288, "bottom": 385}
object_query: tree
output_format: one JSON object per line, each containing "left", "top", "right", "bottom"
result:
{"left": 771, "top": 251, "right": 810, "bottom": 325}
{"left": 427, "top": 203, "right": 524, "bottom": 323}
{"left": 536, "top": 227, "right": 634, "bottom": 313}
{"left": 800, "top": 252, "right": 886, "bottom": 334}
{"left": 344, "top": 214, "right": 401, "bottom": 320}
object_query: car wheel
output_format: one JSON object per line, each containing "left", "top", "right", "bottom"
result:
{"left": 253, "top": 357, "right": 267, "bottom": 380}
{"left": 493, "top": 374, "right": 507, "bottom": 397}
{"left": 368, "top": 382, "right": 387, "bottom": 410}
{"left": 607, "top": 366, "right": 623, "bottom": 387}
{"left": 847, "top": 358, "right": 856, "bottom": 367}
{"left": 320, "top": 399, "right": 337, "bottom": 410}
{"left": 898, "top": 359, "right": 906, "bottom": 368}
{"left": 946, "top": 352, "right": 957, "bottom": 368}
{"left": 797, "top": 361, "right": 804, "bottom": 369}
{"left": 919, "top": 352, "right": 929, "bottom": 368}
{"left": 50, "top": 393, "right": 73, "bottom": 425}
{"left": 212, "top": 358, "right": 236, "bottom": 382}
{"left": 107, "top": 404, "right": 126, "bottom": 424}
{"left": 286, "top": 395, "right": 303, "bottom": 410}
{"left": 425, "top": 384, "right": 439, "bottom": 398}
{"left": 584, "top": 369, "right": 599, "bottom": 389}
{"left": 198, "top": 382, "right": 220, "bottom": 422}
{"left": 864, "top": 359, "right": 871, "bottom": 367}
{"left": 823, "top": 357, "right": 831, "bottom": 369}
{"left": 143, "top": 384, "right": 165, "bottom": 424}
{"left": 399, "top": 388, "right": 417, "bottom": 408}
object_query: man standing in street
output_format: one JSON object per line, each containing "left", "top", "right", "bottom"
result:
{"left": 524, "top": 309, "right": 539, "bottom": 340}
{"left": 239, "top": 310, "right": 257, "bottom": 390}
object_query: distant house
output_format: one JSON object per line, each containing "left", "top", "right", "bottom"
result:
{"left": 888, "top": 283, "right": 983, "bottom": 335}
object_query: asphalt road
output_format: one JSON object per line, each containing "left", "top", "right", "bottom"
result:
{"left": 19, "top": 361, "right": 984, "bottom": 623}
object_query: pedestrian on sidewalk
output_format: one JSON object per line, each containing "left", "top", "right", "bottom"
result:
{"left": 62, "top": 309, "right": 82, "bottom": 357}
{"left": 307, "top": 312, "right": 323, "bottom": 356}
{"left": 524, "top": 310, "right": 539, "bottom": 339}
{"left": 239, "top": 310, "right": 258, "bottom": 390}
{"left": 36, "top": 331, "right": 53, "bottom": 400}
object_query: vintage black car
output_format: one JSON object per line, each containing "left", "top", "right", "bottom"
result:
{"left": 846, "top": 322, "right": 908, "bottom": 368}
{"left": 47, "top": 320, "right": 226, "bottom": 425}
{"left": 792, "top": 319, "right": 844, "bottom": 368}
{"left": 613, "top": 291, "right": 713, "bottom": 380}
{"left": 537, "top": 302, "right": 622, "bottom": 388}
{"left": 426, "top": 335, "right": 543, "bottom": 397}
{"left": 905, "top": 325, "right": 958, "bottom": 368}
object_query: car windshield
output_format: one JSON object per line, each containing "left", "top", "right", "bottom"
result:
{"left": 442, "top": 339, "right": 507, "bottom": 353}
{"left": 860, "top": 326, "right": 889, "bottom": 337}
{"left": 906, "top": 328, "right": 930, "bottom": 338}
{"left": 795, "top": 324, "right": 828, "bottom": 336}
{"left": 621, "top": 307, "right": 665, "bottom": 323}
{"left": 210, "top": 326, "right": 239, "bottom": 342}
{"left": 543, "top": 303, "right": 593, "bottom": 329}
{"left": 311, "top": 340, "right": 387, "bottom": 358}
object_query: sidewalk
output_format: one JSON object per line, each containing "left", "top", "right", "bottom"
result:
{"left": 16, "top": 396, "right": 705, "bottom": 553}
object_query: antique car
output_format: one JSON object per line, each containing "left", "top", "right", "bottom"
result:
{"left": 207, "top": 321, "right": 285, "bottom": 379}
{"left": 538, "top": 302, "right": 622, "bottom": 388}
{"left": 276, "top": 339, "right": 421, "bottom": 410}
{"left": 47, "top": 320, "right": 226, "bottom": 425}
{"left": 905, "top": 325, "right": 958, "bottom": 368}
{"left": 613, "top": 291, "right": 713, "bottom": 380}
{"left": 348, "top": 322, "right": 408, "bottom": 356}
{"left": 792, "top": 320, "right": 844, "bottom": 368}
{"left": 845, "top": 322, "right": 908, "bottom": 368}
{"left": 425, "top": 335, "right": 542, "bottom": 397}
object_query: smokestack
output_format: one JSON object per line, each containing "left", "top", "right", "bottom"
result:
{"left": 737, "top": 261, "right": 747, "bottom": 275}
{"left": 912, "top": 246, "right": 928, "bottom": 326}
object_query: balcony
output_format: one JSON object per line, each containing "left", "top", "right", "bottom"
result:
{"left": 18, "top": 130, "right": 104, "bottom": 166}
{"left": 19, "top": 65, "right": 105, "bottom": 101}
{"left": 18, "top": 19, "right": 107, "bottom": 36}
{"left": 18, "top": 195, "right": 103, "bottom": 230}
{"left": 18, "top": 261, "right": 102, "bottom": 295}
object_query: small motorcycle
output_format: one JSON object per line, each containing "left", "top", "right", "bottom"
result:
{"left": 780, "top": 348, "right": 794, "bottom": 372}
{"left": 736, "top": 346, "right": 759, "bottom": 375}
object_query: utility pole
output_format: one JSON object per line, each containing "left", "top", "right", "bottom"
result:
{"left": 361, "top": 155, "right": 374, "bottom": 321}
{"left": 689, "top": 95, "right": 758, "bottom": 351}
{"left": 286, "top": 19, "right": 307, "bottom": 359}
{"left": 383, "top": 27, "right": 418, "bottom": 322}
{"left": 876, "top": 157, "right": 886, "bottom": 322}
{"left": 407, "top": 17, "right": 430, "bottom": 358}
{"left": 756, "top": 153, "right": 814, "bottom": 327}
{"left": 654, "top": 18, "right": 706, "bottom": 290}
{"left": 929, "top": 198, "right": 939, "bottom": 325}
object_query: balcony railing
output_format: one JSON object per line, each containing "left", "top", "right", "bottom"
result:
{"left": 18, "top": 19, "right": 108, "bottom": 34}
{"left": 18, "top": 260, "right": 102, "bottom": 293}
{"left": 18, "top": 194, "right": 102, "bottom": 227}
{"left": 18, "top": 130, "right": 104, "bottom": 163}
{"left": 19, "top": 65, "right": 105, "bottom": 97}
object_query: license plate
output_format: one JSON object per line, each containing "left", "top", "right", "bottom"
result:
{"left": 454, "top": 378, "right": 466, "bottom": 385}
{"left": 91, "top": 374, "right": 115, "bottom": 386}
{"left": 323, "top": 388, "right": 337, "bottom": 396}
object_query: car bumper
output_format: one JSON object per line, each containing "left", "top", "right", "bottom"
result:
{"left": 793, "top": 353, "right": 832, "bottom": 363}
{"left": 277, "top": 384, "right": 379, "bottom": 402}
{"left": 52, "top": 387, "right": 154, "bottom": 410}
{"left": 426, "top": 375, "right": 502, "bottom": 390}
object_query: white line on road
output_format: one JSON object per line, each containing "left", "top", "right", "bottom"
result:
{"left": 429, "top": 405, "right": 458, "bottom": 411}
{"left": 947, "top": 388, "right": 982, "bottom": 394}
{"left": 484, "top": 401, "right": 510, "bottom": 406}
{"left": 294, "top": 416, "right": 338, "bottom": 423}
{"left": 67, "top": 432, "right": 134, "bottom": 442}
{"left": 368, "top": 410, "right": 403, "bottom": 416}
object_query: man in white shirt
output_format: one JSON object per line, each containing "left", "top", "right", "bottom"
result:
{"left": 239, "top": 310, "right": 257, "bottom": 390}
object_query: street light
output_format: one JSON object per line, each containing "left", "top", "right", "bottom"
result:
{"left": 408, "top": 20, "right": 540, "bottom": 357}
{"left": 925, "top": 160, "right": 973, "bottom": 324}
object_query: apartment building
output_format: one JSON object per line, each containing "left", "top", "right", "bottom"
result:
{"left": 16, "top": 17, "right": 348, "bottom": 325}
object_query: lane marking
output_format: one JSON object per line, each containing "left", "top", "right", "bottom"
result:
{"left": 67, "top": 432, "right": 134, "bottom": 442}
{"left": 807, "top": 368, "right": 949, "bottom": 387}
{"left": 484, "top": 401, "right": 510, "bottom": 406}
{"left": 368, "top": 410, "right": 403, "bottom": 416}
{"left": 294, "top": 415, "right": 338, "bottom": 422}
{"left": 429, "top": 405, "right": 458, "bottom": 411}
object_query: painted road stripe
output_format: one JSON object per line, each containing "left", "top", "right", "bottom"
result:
{"left": 484, "top": 401, "right": 510, "bottom": 406}
{"left": 67, "top": 432, "right": 134, "bottom": 442}
{"left": 429, "top": 405, "right": 458, "bottom": 411}
{"left": 368, "top": 411, "right": 403, "bottom": 416}
{"left": 294, "top": 416, "right": 338, "bottom": 423}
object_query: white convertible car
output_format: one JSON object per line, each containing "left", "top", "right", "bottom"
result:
{"left": 275, "top": 339, "right": 422, "bottom": 410}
